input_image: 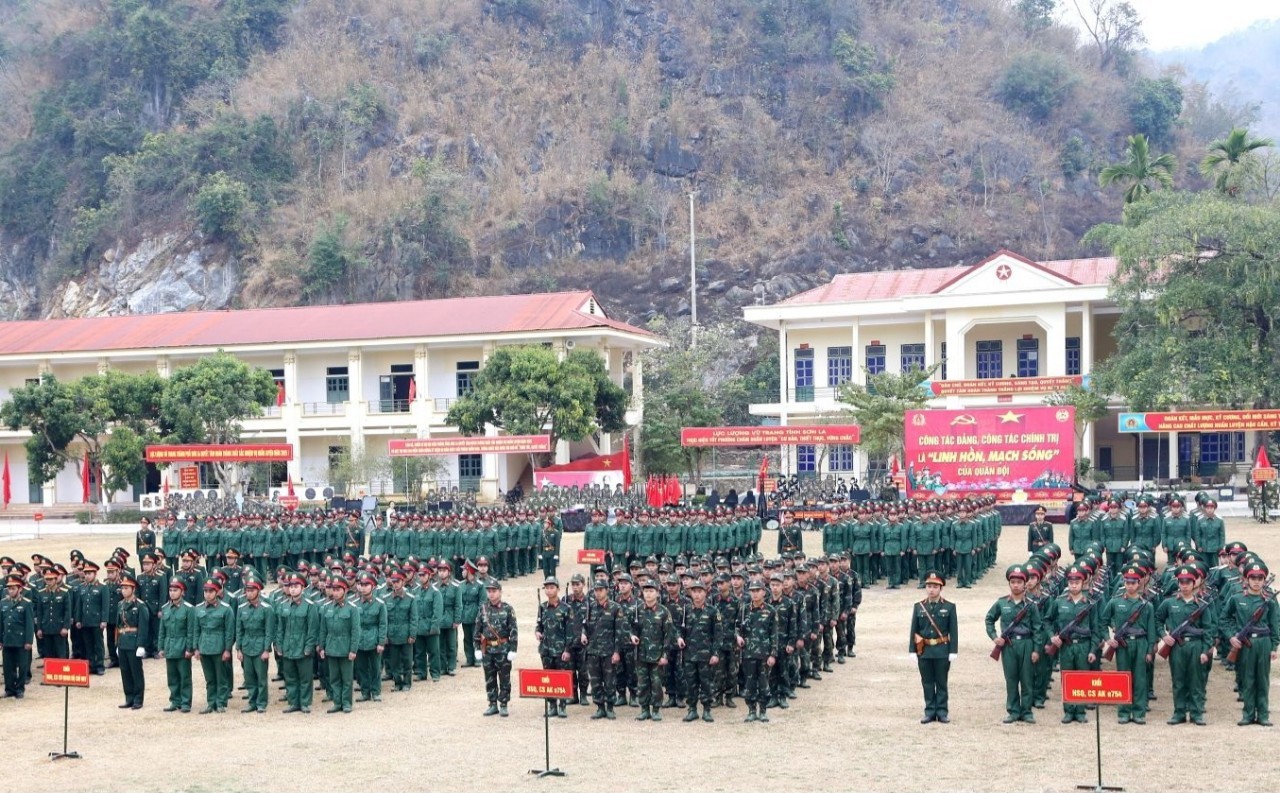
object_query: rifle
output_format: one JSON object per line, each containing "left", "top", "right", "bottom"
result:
{"left": 1156, "top": 588, "right": 1218, "bottom": 660}
{"left": 1225, "top": 577, "right": 1276, "bottom": 664}
{"left": 1101, "top": 598, "right": 1149, "bottom": 661}
{"left": 990, "top": 599, "right": 1034, "bottom": 661}
{"left": 1044, "top": 578, "right": 1106, "bottom": 658}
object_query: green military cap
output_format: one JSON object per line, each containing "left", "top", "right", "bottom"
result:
{"left": 687, "top": 579, "right": 707, "bottom": 590}
{"left": 591, "top": 578, "right": 609, "bottom": 589}
{"left": 747, "top": 580, "right": 765, "bottom": 591}
{"left": 484, "top": 577, "right": 502, "bottom": 589}
{"left": 1174, "top": 565, "right": 1197, "bottom": 582}
{"left": 640, "top": 579, "right": 658, "bottom": 590}
{"left": 1005, "top": 565, "right": 1027, "bottom": 581}
{"left": 768, "top": 574, "right": 784, "bottom": 584}
{"left": 543, "top": 577, "right": 560, "bottom": 587}
{"left": 665, "top": 574, "right": 680, "bottom": 585}
{"left": 569, "top": 573, "right": 586, "bottom": 584}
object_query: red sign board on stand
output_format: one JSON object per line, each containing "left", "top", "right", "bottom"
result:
{"left": 577, "top": 549, "right": 606, "bottom": 565}
{"left": 1061, "top": 671, "right": 1133, "bottom": 705}
{"left": 519, "top": 669, "right": 574, "bottom": 699}
{"left": 44, "top": 659, "right": 91, "bottom": 688}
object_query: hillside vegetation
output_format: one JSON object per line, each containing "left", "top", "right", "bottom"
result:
{"left": 0, "top": 0, "right": 1258, "bottom": 323}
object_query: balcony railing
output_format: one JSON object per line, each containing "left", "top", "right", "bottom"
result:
{"left": 368, "top": 399, "right": 412, "bottom": 414}
{"left": 433, "top": 397, "right": 457, "bottom": 412}
{"left": 302, "top": 401, "right": 347, "bottom": 416}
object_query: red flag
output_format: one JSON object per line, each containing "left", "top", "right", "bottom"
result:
{"left": 408, "top": 377, "right": 417, "bottom": 401}
{"left": 2, "top": 452, "right": 10, "bottom": 509}
{"left": 621, "top": 433, "right": 633, "bottom": 490}
{"left": 276, "top": 382, "right": 286, "bottom": 407}
{"left": 82, "top": 449, "right": 91, "bottom": 504}
{"left": 666, "top": 474, "right": 681, "bottom": 506}
{"left": 1257, "top": 445, "right": 1272, "bottom": 469}
{"left": 890, "top": 454, "right": 900, "bottom": 475}
{"left": 287, "top": 478, "right": 296, "bottom": 497}
{"left": 162, "top": 476, "right": 170, "bottom": 497}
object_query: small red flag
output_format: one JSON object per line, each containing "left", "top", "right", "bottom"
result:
{"left": 287, "top": 478, "right": 296, "bottom": 497}
{"left": 408, "top": 377, "right": 417, "bottom": 401}
{"left": 1257, "top": 445, "right": 1272, "bottom": 469}
{"left": 276, "top": 382, "right": 286, "bottom": 407}
{"left": 621, "top": 433, "right": 633, "bottom": 490}
{"left": 2, "top": 452, "right": 11, "bottom": 508}
{"left": 81, "top": 449, "right": 91, "bottom": 504}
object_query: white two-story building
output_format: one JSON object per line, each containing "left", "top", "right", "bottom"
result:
{"left": 743, "top": 250, "right": 1254, "bottom": 486}
{"left": 0, "top": 291, "right": 659, "bottom": 505}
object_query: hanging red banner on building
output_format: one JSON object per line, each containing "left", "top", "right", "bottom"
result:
{"left": 680, "top": 425, "right": 860, "bottom": 447}
{"left": 145, "top": 444, "right": 294, "bottom": 462}
{"left": 388, "top": 435, "right": 551, "bottom": 456}
{"left": 926, "top": 375, "right": 1083, "bottom": 397}
{"left": 178, "top": 467, "right": 200, "bottom": 489}
{"left": 904, "top": 407, "right": 1075, "bottom": 502}
{"left": 1118, "top": 409, "right": 1280, "bottom": 433}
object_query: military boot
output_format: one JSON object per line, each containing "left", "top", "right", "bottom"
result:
{"left": 591, "top": 705, "right": 608, "bottom": 720}
{"left": 683, "top": 706, "right": 699, "bottom": 722}
{"left": 651, "top": 706, "right": 662, "bottom": 722}
{"left": 499, "top": 703, "right": 509, "bottom": 717}
{"left": 557, "top": 701, "right": 568, "bottom": 718}
{"left": 605, "top": 704, "right": 616, "bottom": 720}
{"left": 723, "top": 693, "right": 737, "bottom": 708}
{"left": 744, "top": 704, "right": 758, "bottom": 722}
{"left": 483, "top": 702, "right": 499, "bottom": 716}
{"left": 636, "top": 706, "right": 651, "bottom": 721}
{"left": 758, "top": 705, "right": 770, "bottom": 723}
{"left": 702, "top": 704, "right": 714, "bottom": 723}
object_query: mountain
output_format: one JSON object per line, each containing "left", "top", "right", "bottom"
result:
{"left": 0, "top": 0, "right": 1238, "bottom": 328}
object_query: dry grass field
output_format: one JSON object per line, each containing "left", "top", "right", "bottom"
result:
{"left": 3, "top": 518, "right": 1276, "bottom": 793}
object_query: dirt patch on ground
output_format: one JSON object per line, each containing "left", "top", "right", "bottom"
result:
{"left": 4, "top": 518, "right": 1276, "bottom": 792}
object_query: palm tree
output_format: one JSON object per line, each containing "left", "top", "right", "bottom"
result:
{"left": 1200, "top": 127, "right": 1274, "bottom": 196}
{"left": 1099, "top": 134, "right": 1176, "bottom": 204}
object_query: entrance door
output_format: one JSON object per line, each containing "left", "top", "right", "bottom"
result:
{"left": 1141, "top": 437, "right": 1170, "bottom": 480}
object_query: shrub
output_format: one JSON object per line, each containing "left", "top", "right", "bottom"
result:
{"left": 997, "top": 53, "right": 1078, "bottom": 123}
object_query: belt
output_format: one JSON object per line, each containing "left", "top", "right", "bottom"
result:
{"left": 1127, "top": 630, "right": 1147, "bottom": 638}
{"left": 119, "top": 627, "right": 137, "bottom": 633}
{"left": 485, "top": 638, "right": 508, "bottom": 646}
{"left": 924, "top": 636, "right": 950, "bottom": 646}
{"left": 1008, "top": 635, "right": 1032, "bottom": 641}
{"left": 1249, "top": 631, "right": 1271, "bottom": 639}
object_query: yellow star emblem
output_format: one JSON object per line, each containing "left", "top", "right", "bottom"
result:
{"left": 601, "top": 459, "right": 613, "bottom": 467}
{"left": 998, "top": 411, "right": 1024, "bottom": 424}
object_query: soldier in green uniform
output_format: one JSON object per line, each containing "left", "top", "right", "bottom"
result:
{"left": 116, "top": 576, "right": 150, "bottom": 709}
{"left": 582, "top": 578, "right": 624, "bottom": 720}
{"left": 539, "top": 516, "right": 563, "bottom": 580}
{"left": 535, "top": 576, "right": 575, "bottom": 718}
{"left": 459, "top": 561, "right": 485, "bottom": 668}
{"left": 985, "top": 565, "right": 1042, "bottom": 723}
{"left": 737, "top": 579, "right": 778, "bottom": 723}
{"left": 383, "top": 571, "right": 419, "bottom": 691}
{"left": 413, "top": 566, "right": 443, "bottom": 681}
{"left": 1100, "top": 565, "right": 1155, "bottom": 724}
{"left": 193, "top": 580, "right": 235, "bottom": 713}
{"left": 435, "top": 562, "right": 463, "bottom": 676}
{"left": 136, "top": 553, "right": 169, "bottom": 658}
{"left": 73, "top": 561, "right": 110, "bottom": 674}
{"left": 157, "top": 581, "right": 196, "bottom": 712}
{"left": 1068, "top": 500, "right": 1099, "bottom": 560}
{"left": 1046, "top": 565, "right": 1101, "bottom": 723}
{"left": 274, "top": 574, "right": 319, "bottom": 713}
{"left": 353, "top": 575, "right": 387, "bottom": 702}
{"left": 910, "top": 571, "right": 957, "bottom": 724}
{"left": 1224, "top": 561, "right": 1278, "bottom": 726}
{"left": 1130, "top": 498, "right": 1161, "bottom": 554}
{"left": 236, "top": 579, "right": 275, "bottom": 713}
{"left": 1027, "top": 505, "right": 1054, "bottom": 552}
{"left": 2, "top": 574, "right": 34, "bottom": 698}
{"left": 1155, "top": 565, "right": 1215, "bottom": 725}
{"left": 318, "top": 578, "right": 359, "bottom": 713}
{"left": 1193, "top": 500, "right": 1226, "bottom": 559}
{"left": 475, "top": 578, "right": 518, "bottom": 717}
{"left": 629, "top": 579, "right": 675, "bottom": 721}
{"left": 34, "top": 568, "right": 72, "bottom": 660}
{"left": 681, "top": 578, "right": 723, "bottom": 722}
{"left": 564, "top": 573, "right": 590, "bottom": 705}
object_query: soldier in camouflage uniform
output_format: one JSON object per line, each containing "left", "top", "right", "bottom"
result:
{"left": 475, "top": 578, "right": 518, "bottom": 717}
{"left": 581, "top": 579, "right": 625, "bottom": 720}
{"left": 679, "top": 578, "right": 723, "bottom": 722}
{"left": 535, "top": 577, "right": 575, "bottom": 718}
{"left": 630, "top": 579, "right": 676, "bottom": 721}
{"left": 737, "top": 580, "right": 778, "bottom": 722}
{"left": 767, "top": 573, "right": 795, "bottom": 709}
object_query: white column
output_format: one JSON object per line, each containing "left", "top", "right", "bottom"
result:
{"left": 1045, "top": 305, "right": 1067, "bottom": 377}
{"left": 778, "top": 322, "right": 789, "bottom": 476}
{"left": 1168, "top": 431, "right": 1179, "bottom": 481}
{"left": 412, "top": 345, "right": 430, "bottom": 437}
{"left": 850, "top": 319, "right": 863, "bottom": 386}
{"left": 480, "top": 342, "right": 504, "bottom": 498}
{"left": 283, "top": 351, "right": 301, "bottom": 484}
{"left": 347, "top": 349, "right": 365, "bottom": 454}
{"left": 943, "top": 315, "right": 967, "bottom": 382}
{"left": 923, "top": 310, "right": 935, "bottom": 368}
{"left": 97, "top": 357, "right": 110, "bottom": 375}
{"left": 1081, "top": 303, "right": 1094, "bottom": 376}
{"left": 599, "top": 345, "right": 613, "bottom": 454}
{"left": 155, "top": 356, "right": 171, "bottom": 378}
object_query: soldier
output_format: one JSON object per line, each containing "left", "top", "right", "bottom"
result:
{"left": 236, "top": 579, "right": 275, "bottom": 713}
{"left": 1100, "top": 565, "right": 1155, "bottom": 724}
{"left": 172, "top": 551, "right": 205, "bottom": 606}
{"left": 539, "top": 516, "right": 563, "bottom": 580}
{"left": 2, "top": 574, "right": 34, "bottom": 699}
{"left": 193, "top": 580, "right": 235, "bottom": 713}
{"left": 459, "top": 561, "right": 485, "bottom": 668}
{"left": 1046, "top": 565, "right": 1100, "bottom": 724}
{"left": 412, "top": 566, "right": 443, "bottom": 682}
{"left": 1224, "top": 561, "right": 1277, "bottom": 726}
{"left": 318, "top": 578, "right": 359, "bottom": 713}
{"left": 474, "top": 578, "right": 518, "bottom": 717}
{"left": 630, "top": 579, "right": 675, "bottom": 721}
{"left": 1027, "top": 505, "right": 1054, "bottom": 552}
{"left": 984, "top": 564, "right": 1042, "bottom": 724}
{"left": 136, "top": 517, "right": 157, "bottom": 559}
{"left": 136, "top": 552, "right": 169, "bottom": 658}
{"left": 353, "top": 575, "right": 387, "bottom": 703}
{"left": 564, "top": 573, "right": 590, "bottom": 705}
{"left": 535, "top": 576, "right": 575, "bottom": 718}
{"left": 274, "top": 574, "right": 319, "bottom": 713}
{"left": 910, "top": 571, "right": 957, "bottom": 724}
{"left": 680, "top": 578, "right": 723, "bottom": 722}
{"left": 34, "top": 567, "right": 72, "bottom": 661}
{"left": 1160, "top": 499, "right": 1193, "bottom": 567}
{"left": 1155, "top": 565, "right": 1215, "bottom": 725}
{"left": 1193, "top": 500, "right": 1226, "bottom": 559}
{"left": 581, "top": 579, "right": 624, "bottom": 720}
{"left": 157, "top": 580, "right": 197, "bottom": 713}
{"left": 116, "top": 576, "right": 150, "bottom": 709}
{"left": 436, "top": 562, "right": 463, "bottom": 676}
{"left": 102, "top": 559, "right": 124, "bottom": 668}
{"left": 737, "top": 580, "right": 778, "bottom": 723}
{"left": 383, "top": 571, "right": 419, "bottom": 692}
{"left": 72, "top": 561, "right": 110, "bottom": 674}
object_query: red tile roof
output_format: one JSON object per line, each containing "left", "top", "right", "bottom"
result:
{"left": 779, "top": 251, "right": 1116, "bottom": 305}
{"left": 0, "top": 291, "right": 654, "bottom": 356}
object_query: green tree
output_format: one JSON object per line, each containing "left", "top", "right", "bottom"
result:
{"left": 1086, "top": 191, "right": 1280, "bottom": 410}
{"left": 997, "top": 53, "right": 1078, "bottom": 123}
{"left": 193, "top": 170, "right": 254, "bottom": 243}
{"left": 159, "top": 351, "right": 277, "bottom": 492}
{"left": 1127, "top": 76, "right": 1183, "bottom": 147}
{"left": 1015, "top": 0, "right": 1058, "bottom": 31}
{"left": 1044, "top": 383, "right": 1109, "bottom": 481}
{"left": 835, "top": 363, "right": 941, "bottom": 462}
{"left": 1099, "top": 134, "right": 1175, "bottom": 205}
{"left": 446, "top": 346, "right": 629, "bottom": 463}
{"left": 1199, "top": 127, "right": 1274, "bottom": 197}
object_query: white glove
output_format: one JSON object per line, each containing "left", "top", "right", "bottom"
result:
{"left": 474, "top": 650, "right": 483, "bottom": 663}
{"left": 136, "top": 648, "right": 147, "bottom": 658}
{"left": 507, "top": 651, "right": 517, "bottom": 661}
{"left": 907, "top": 654, "right": 917, "bottom": 661}
{"left": 948, "top": 653, "right": 957, "bottom": 662}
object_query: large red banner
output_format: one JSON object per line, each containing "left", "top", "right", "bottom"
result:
{"left": 927, "top": 375, "right": 1083, "bottom": 397}
{"left": 388, "top": 435, "right": 551, "bottom": 456}
{"left": 904, "top": 407, "right": 1074, "bottom": 502}
{"left": 1118, "top": 409, "right": 1280, "bottom": 433}
{"left": 681, "top": 425, "right": 861, "bottom": 447}
{"left": 145, "top": 444, "right": 294, "bottom": 462}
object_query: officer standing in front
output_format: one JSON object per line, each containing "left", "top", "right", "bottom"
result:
{"left": 475, "top": 578, "right": 518, "bottom": 717}
{"left": 910, "top": 570, "right": 957, "bottom": 724}
{"left": 116, "top": 576, "right": 150, "bottom": 709}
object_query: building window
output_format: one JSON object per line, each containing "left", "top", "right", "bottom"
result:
{"left": 1200, "top": 432, "right": 1246, "bottom": 464}
{"left": 900, "top": 343, "right": 925, "bottom": 372}
{"left": 797, "top": 445, "right": 817, "bottom": 473}
{"left": 458, "top": 454, "right": 483, "bottom": 480}
{"left": 827, "top": 346, "right": 852, "bottom": 387}
{"left": 794, "top": 349, "right": 814, "bottom": 402}
{"left": 865, "top": 344, "right": 886, "bottom": 375}
{"left": 976, "top": 340, "right": 1002, "bottom": 379}
{"left": 1016, "top": 338, "right": 1039, "bottom": 378}
{"left": 456, "top": 361, "right": 480, "bottom": 396}
{"left": 829, "top": 445, "right": 855, "bottom": 472}
{"left": 268, "top": 368, "right": 284, "bottom": 385}
{"left": 940, "top": 342, "right": 947, "bottom": 380}
{"left": 1066, "top": 337, "right": 1081, "bottom": 376}
{"left": 24, "top": 377, "right": 40, "bottom": 387}
{"left": 326, "top": 366, "right": 349, "bottom": 403}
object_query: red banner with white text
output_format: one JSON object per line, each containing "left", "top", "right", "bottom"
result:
{"left": 904, "top": 407, "right": 1074, "bottom": 502}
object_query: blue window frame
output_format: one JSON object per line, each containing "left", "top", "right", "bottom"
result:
{"left": 1200, "top": 432, "right": 1246, "bottom": 464}
{"left": 1016, "top": 338, "right": 1039, "bottom": 378}
{"left": 794, "top": 348, "right": 814, "bottom": 401}
{"left": 827, "top": 346, "right": 853, "bottom": 386}
{"left": 901, "top": 343, "right": 925, "bottom": 372}
{"left": 940, "top": 342, "right": 947, "bottom": 380}
{"left": 976, "top": 340, "right": 1002, "bottom": 379}
{"left": 829, "top": 445, "right": 855, "bottom": 472}
{"left": 458, "top": 453, "right": 483, "bottom": 479}
{"left": 1066, "top": 337, "right": 1081, "bottom": 376}
{"left": 865, "top": 344, "right": 886, "bottom": 375}
{"left": 797, "top": 445, "right": 817, "bottom": 473}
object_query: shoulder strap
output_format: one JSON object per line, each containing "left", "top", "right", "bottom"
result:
{"left": 919, "top": 600, "right": 946, "bottom": 638}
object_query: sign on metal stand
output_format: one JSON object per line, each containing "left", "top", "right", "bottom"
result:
{"left": 518, "top": 668, "right": 574, "bottom": 778}
{"left": 33, "top": 510, "right": 43, "bottom": 539}
{"left": 44, "top": 658, "right": 90, "bottom": 760}
{"left": 1062, "top": 670, "right": 1132, "bottom": 792}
